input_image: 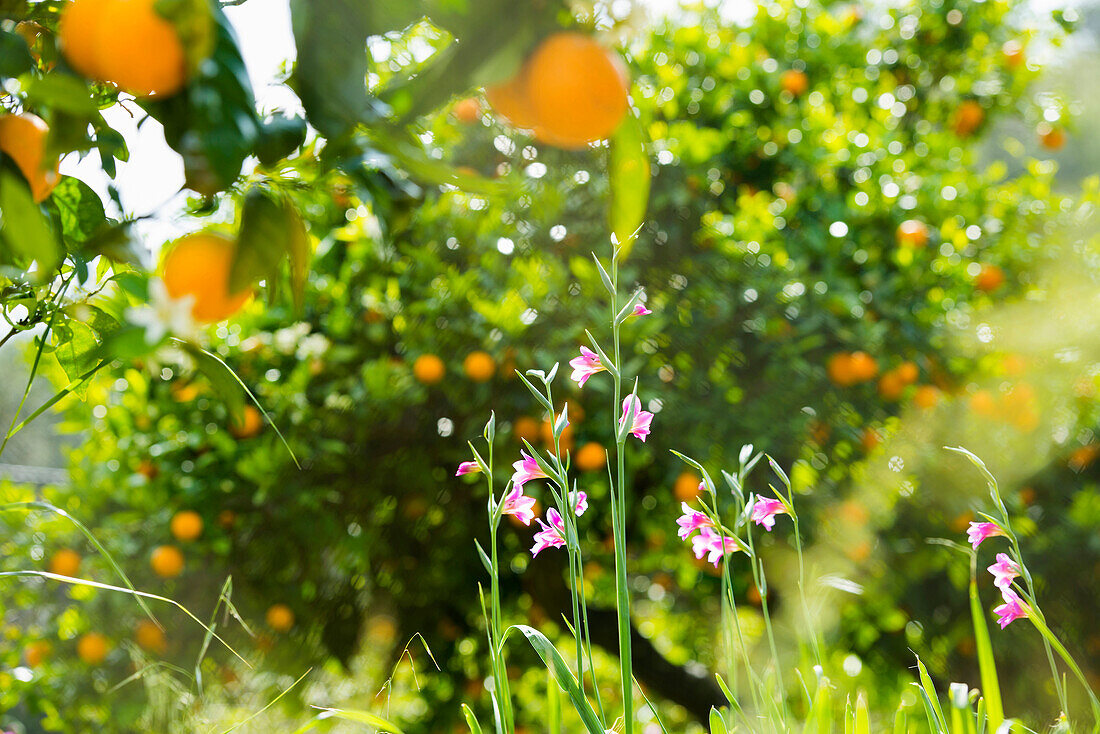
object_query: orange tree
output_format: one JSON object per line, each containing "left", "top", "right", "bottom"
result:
{"left": 4, "top": 0, "right": 1100, "bottom": 731}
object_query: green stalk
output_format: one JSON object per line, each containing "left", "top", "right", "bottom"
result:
{"left": 1029, "top": 608, "right": 1100, "bottom": 725}
{"left": 790, "top": 512, "right": 822, "bottom": 668}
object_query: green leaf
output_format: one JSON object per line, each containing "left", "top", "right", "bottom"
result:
{"left": 49, "top": 176, "right": 106, "bottom": 244}
{"left": 255, "top": 111, "right": 307, "bottom": 166}
{"left": 709, "top": 707, "right": 729, "bottom": 734}
{"left": 608, "top": 112, "right": 650, "bottom": 258}
{"left": 914, "top": 656, "right": 949, "bottom": 734}
{"left": 461, "top": 703, "right": 483, "bottom": 734}
{"left": 473, "top": 539, "right": 492, "bottom": 575}
{"left": 308, "top": 707, "right": 404, "bottom": 734}
{"left": 25, "top": 73, "right": 97, "bottom": 115}
{"left": 0, "top": 28, "right": 34, "bottom": 78}
{"left": 285, "top": 200, "right": 310, "bottom": 311}
{"left": 0, "top": 166, "right": 60, "bottom": 277}
{"left": 504, "top": 625, "right": 604, "bottom": 734}
{"left": 231, "top": 187, "right": 287, "bottom": 292}
{"left": 970, "top": 578, "right": 1004, "bottom": 731}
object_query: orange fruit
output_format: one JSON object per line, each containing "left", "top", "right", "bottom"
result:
{"left": 228, "top": 405, "right": 263, "bottom": 439}
{"left": 897, "top": 361, "right": 919, "bottom": 384}
{"left": 1069, "top": 445, "right": 1100, "bottom": 471}
{"left": 1002, "top": 40, "right": 1025, "bottom": 69}
{"left": 975, "top": 264, "right": 1005, "bottom": 292}
{"left": 76, "top": 632, "right": 110, "bottom": 665}
{"left": 878, "top": 371, "right": 906, "bottom": 401}
{"left": 827, "top": 352, "right": 855, "bottom": 386}
{"left": 780, "top": 69, "right": 809, "bottom": 96}
{"left": 968, "top": 389, "right": 998, "bottom": 417}
{"left": 453, "top": 97, "right": 481, "bottom": 124}
{"left": 896, "top": 220, "right": 929, "bottom": 248}
{"left": 170, "top": 510, "right": 204, "bottom": 542}
{"left": 1038, "top": 124, "right": 1065, "bottom": 151}
{"left": 266, "top": 603, "right": 295, "bottom": 632}
{"left": 135, "top": 620, "right": 167, "bottom": 653}
{"left": 952, "top": 100, "right": 984, "bottom": 137}
{"left": 673, "top": 471, "right": 701, "bottom": 502}
{"left": 62, "top": 0, "right": 187, "bottom": 97}
{"left": 513, "top": 416, "right": 539, "bottom": 444}
{"left": 485, "top": 73, "right": 540, "bottom": 129}
{"left": 463, "top": 351, "right": 495, "bottom": 382}
{"left": 1002, "top": 353, "right": 1028, "bottom": 376}
{"left": 541, "top": 416, "right": 574, "bottom": 454}
{"left": 861, "top": 427, "right": 881, "bottom": 452}
{"left": 48, "top": 548, "right": 82, "bottom": 577}
{"left": 848, "top": 351, "right": 878, "bottom": 382}
{"left": 150, "top": 545, "right": 184, "bottom": 578}
{"left": 24, "top": 640, "right": 51, "bottom": 667}
{"left": 0, "top": 113, "right": 60, "bottom": 202}
{"left": 913, "top": 385, "right": 939, "bottom": 409}
{"left": 413, "top": 354, "right": 445, "bottom": 384}
{"left": 162, "top": 232, "right": 252, "bottom": 322}
{"left": 136, "top": 460, "right": 159, "bottom": 479}
{"left": 524, "top": 32, "right": 629, "bottom": 149}
{"left": 574, "top": 442, "right": 607, "bottom": 472}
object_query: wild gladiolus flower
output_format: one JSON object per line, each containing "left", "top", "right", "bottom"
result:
{"left": 967, "top": 521, "right": 1006, "bottom": 549}
{"left": 531, "top": 508, "right": 566, "bottom": 557}
{"left": 691, "top": 527, "right": 740, "bottom": 567}
{"left": 511, "top": 450, "right": 549, "bottom": 489}
{"left": 569, "top": 346, "right": 606, "bottom": 387}
{"left": 993, "top": 588, "right": 1029, "bottom": 629}
{"left": 751, "top": 497, "right": 788, "bottom": 531}
{"left": 455, "top": 461, "right": 481, "bottom": 477}
{"left": 619, "top": 395, "right": 654, "bottom": 442}
{"left": 632, "top": 303, "right": 652, "bottom": 316}
{"left": 987, "top": 552, "right": 1021, "bottom": 590}
{"left": 501, "top": 487, "right": 537, "bottom": 526}
{"left": 676, "top": 502, "right": 714, "bottom": 540}
{"left": 570, "top": 490, "right": 588, "bottom": 516}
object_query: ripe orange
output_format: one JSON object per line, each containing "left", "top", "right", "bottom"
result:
{"left": 136, "top": 460, "right": 159, "bottom": 479}
{"left": 486, "top": 72, "right": 540, "bottom": 130}
{"left": 1038, "top": 124, "right": 1065, "bottom": 151}
{"left": 24, "top": 640, "right": 51, "bottom": 667}
{"left": 524, "top": 32, "right": 629, "bottom": 149}
{"left": 453, "top": 97, "right": 481, "bottom": 124}
{"left": 61, "top": 0, "right": 187, "bottom": 97}
{"left": 463, "top": 351, "right": 495, "bottom": 382}
{"left": 574, "top": 442, "right": 607, "bottom": 472}
{"left": 827, "top": 352, "right": 854, "bottom": 386}
{"left": 975, "top": 264, "right": 1005, "bottom": 292}
{"left": 780, "top": 69, "right": 809, "bottom": 96}
{"left": 513, "top": 416, "right": 539, "bottom": 444}
{"left": 1002, "top": 40, "right": 1025, "bottom": 69}
{"left": 228, "top": 405, "right": 263, "bottom": 439}
{"left": 848, "top": 351, "right": 878, "bottom": 382}
{"left": 673, "top": 471, "right": 701, "bottom": 502}
{"left": 896, "top": 220, "right": 929, "bottom": 248}
{"left": 897, "top": 361, "right": 919, "bottom": 384}
{"left": 170, "top": 510, "right": 204, "bottom": 542}
{"left": 878, "top": 371, "right": 906, "bottom": 401}
{"left": 968, "top": 389, "right": 998, "bottom": 417}
{"left": 150, "top": 545, "right": 184, "bottom": 578}
{"left": 0, "top": 113, "right": 60, "bottom": 202}
{"left": 266, "top": 603, "right": 295, "bottom": 632}
{"left": 161, "top": 233, "right": 252, "bottom": 322}
{"left": 76, "top": 632, "right": 110, "bottom": 665}
{"left": 952, "top": 100, "right": 984, "bottom": 137}
{"left": 48, "top": 548, "right": 82, "bottom": 577}
{"left": 135, "top": 620, "right": 167, "bottom": 653}
{"left": 861, "top": 427, "right": 881, "bottom": 452}
{"left": 1069, "top": 444, "right": 1100, "bottom": 471}
{"left": 413, "top": 354, "right": 446, "bottom": 384}
{"left": 913, "top": 385, "right": 939, "bottom": 409}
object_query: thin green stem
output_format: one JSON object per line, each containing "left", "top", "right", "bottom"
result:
{"left": 790, "top": 513, "right": 822, "bottom": 668}
{"left": 1029, "top": 611, "right": 1100, "bottom": 725}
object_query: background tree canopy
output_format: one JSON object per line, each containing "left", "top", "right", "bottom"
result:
{"left": 2, "top": 0, "right": 1100, "bottom": 731}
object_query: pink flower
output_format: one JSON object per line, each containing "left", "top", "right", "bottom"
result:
{"left": 501, "top": 487, "right": 536, "bottom": 526}
{"left": 676, "top": 502, "right": 714, "bottom": 540}
{"left": 619, "top": 396, "right": 655, "bottom": 442}
{"left": 455, "top": 461, "right": 481, "bottom": 477}
{"left": 751, "top": 497, "right": 788, "bottom": 531}
{"left": 987, "top": 552, "right": 1021, "bottom": 591}
{"left": 993, "top": 588, "right": 1029, "bottom": 629}
{"left": 569, "top": 347, "right": 606, "bottom": 387}
{"left": 531, "top": 508, "right": 566, "bottom": 557}
{"left": 511, "top": 450, "right": 549, "bottom": 489}
{"left": 570, "top": 490, "right": 588, "bottom": 517}
{"left": 691, "top": 527, "right": 740, "bottom": 567}
{"left": 967, "top": 521, "right": 1006, "bottom": 549}
{"left": 632, "top": 303, "right": 652, "bottom": 317}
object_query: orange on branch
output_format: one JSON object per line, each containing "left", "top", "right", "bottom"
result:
{"left": 48, "top": 548, "right": 82, "bottom": 577}
{"left": 513, "top": 416, "right": 539, "bottom": 444}
{"left": 24, "top": 641, "right": 51, "bottom": 667}
{"left": 161, "top": 233, "right": 252, "bottom": 322}
{"left": 525, "top": 32, "right": 629, "bottom": 149}
{"left": 780, "top": 69, "right": 809, "bottom": 96}
{"left": 913, "top": 385, "right": 940, "bottom": 409}
{"left": 878, "top": 371, "right": 905, "bottom": 401}
{"left": 952, "top": 100, "right": 985, "bottom": 137}
{"left": 848, "top": 351, "right": 878, "bottom": 382}
{"left": 463, "top": 351, "right": 496, "bottom": 382}
{"left": 574, "top": 442, "right": 608, "bottom": 472}
{"left": 1038, "top": 124, "right": 1066, "bottom": 151}
{"left": 897, "top": 361, "right": 919, "bottom": 384}
{"left": 1002, "top": 40, "right": 1025, "bottom": 69}
{"left": 0, "top": 113, "right": 60, "bottom": 202}
{"left": 968, "top": 389, "right": 998, "bottom": 417}
{"left": 896, "top": 219, "right": 929, "bottom": 248}
{"left": 413, "top": 354, "right": 446, "bottom": 384}
{"left": 170, "top": 510, "right": 204, "bottom": 542}
{"left": 674, "top": 471, "right": 702, "bottom": 502}
{"left": 975, "top": 264, "right": 1005, "bottom": 292}
{"left": 76, "top": 633, "right": 110, "bottom": 665}
{"left": 453, "top": 97, "right": 481, "bottom": 124}
{"left": 135, "top": 620, "right": 167, "bottom": 653}
{"left": 486, "top": 73, "right": 540, "bottom": 130}
{"left": 229, "top": 405, "right": 263, "bottom": 439}
{"left": 59, "top": 0, "right": 111, "bottom": 79}
{"left": 150, "top": 545, "right": 184, "bottom": 578}
{"left": 266, "top": 603, "right": 295, "bottom": 632}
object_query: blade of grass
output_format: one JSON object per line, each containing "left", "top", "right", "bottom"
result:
{"left": 970, "top": 578, "right": 1004, "bottom": 730}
